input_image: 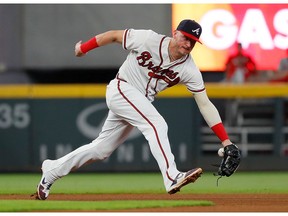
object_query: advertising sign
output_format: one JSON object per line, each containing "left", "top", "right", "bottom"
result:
{"left": 173, "top": 4, "right": 288, "bottom": 71}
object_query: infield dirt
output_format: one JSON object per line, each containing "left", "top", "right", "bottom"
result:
{"left": 1, "top": 193, "right": 288, "bottom": 212}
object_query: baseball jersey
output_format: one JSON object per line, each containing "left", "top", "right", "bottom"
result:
{"left": 117, "top": 29, "right": 205, "bottom": 102}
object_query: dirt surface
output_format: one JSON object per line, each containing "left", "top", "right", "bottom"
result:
{"left": 2, "top": 193, "right": 288, "bottom": 212}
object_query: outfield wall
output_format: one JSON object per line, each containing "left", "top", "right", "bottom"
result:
{"left": 0, "top": 83, "right": 288, "bottom": 172}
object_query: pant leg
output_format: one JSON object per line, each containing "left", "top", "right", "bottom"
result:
{"left": 44, "top": 110, "right": 134, "bottom": 181}
{"left": 107, "top": 79, "right": 179, "bottom": 191}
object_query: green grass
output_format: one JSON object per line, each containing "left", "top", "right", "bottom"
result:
{"left": 0, "top": 200, "right": 213, "bottom": 212}
{"left": 0, "top": 171, "right": 287, "bottom": 195}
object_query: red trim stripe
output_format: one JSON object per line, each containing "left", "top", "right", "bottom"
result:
{"left": 158, "top": 36, "right": 166, "bottom": 64}
{"left": 146, "top": 36, "right": 166, "bottom": 97}
{"left": 117, "top": 80, "right": 174, "bottom": 182}
{"left": 123, "top": 29, "right": 129, "bottom": 50}
{"left": 188, "top": 87, "right": 206, "bottom": 93}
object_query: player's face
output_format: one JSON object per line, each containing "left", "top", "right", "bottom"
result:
{"left": 174, "top": 31, "right": 196, "bottom": 55}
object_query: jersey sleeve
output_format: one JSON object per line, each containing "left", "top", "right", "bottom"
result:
{"left": 122, "top": 29, "right": 152, "bottom": 51}
{"left": 182, "top": 57, "right": 206, "bottom": 94}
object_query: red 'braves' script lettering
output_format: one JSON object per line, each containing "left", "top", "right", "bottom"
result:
{"left": 136, "top": 51, "right": 180, "bottom": 86}
{"left": 136, "top": 51, "right": 161, "bottom": 72}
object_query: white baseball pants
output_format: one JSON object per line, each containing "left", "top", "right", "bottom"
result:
{"left": 43, "top": 78, "right": 180, "bottom": 191}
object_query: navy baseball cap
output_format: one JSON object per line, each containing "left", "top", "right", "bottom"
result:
{"left": 177, "top": 19, "right": 202, "bottom": 44}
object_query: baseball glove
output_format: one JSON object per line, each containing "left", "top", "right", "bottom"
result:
{"left": 217, "top": 144, "right": 241, "bottom": 177}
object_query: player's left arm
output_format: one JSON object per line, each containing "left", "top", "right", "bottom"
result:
{"left": 194, "top": 90, "right": 241, "bottom": 176}
{"left": 75, "top": 30, "right": 125, "bottom": 57}
{"left": 193, "top": 91, "right": 232, "bottom": 147}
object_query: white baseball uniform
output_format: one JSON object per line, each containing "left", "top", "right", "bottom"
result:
{"left": 43, "top": 29, "right": 206, "bottom": 191}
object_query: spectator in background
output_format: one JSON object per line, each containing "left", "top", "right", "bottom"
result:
{"left": 223, "top": 43, "right": 257, "bottom": 127}
{"left": 224, "top": 43, "right": 257, "bottom": 83}
{"left": 269, "top": 48, "right": 288, "bottom": 82}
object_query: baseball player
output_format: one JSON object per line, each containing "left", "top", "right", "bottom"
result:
{"left": 34, "top": 19, "right": 240, "bottom": 200}
{"left": 224, "top": 43, "right": 257, "bottom": 83}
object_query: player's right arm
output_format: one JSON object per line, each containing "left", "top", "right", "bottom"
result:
{"left": 75, "top": 30, "right": 125, "bottom": 57}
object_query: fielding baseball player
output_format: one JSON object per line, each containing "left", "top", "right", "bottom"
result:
{"left": 33, "top": 19, "right": 241, "bottom": 200}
